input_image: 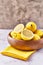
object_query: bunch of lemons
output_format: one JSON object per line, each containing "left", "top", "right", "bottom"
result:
{"left": 11, "top": 22, "right": 43, "bottom": 40}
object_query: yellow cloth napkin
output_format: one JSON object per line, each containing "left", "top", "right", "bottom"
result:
{"left": 1, "top": 46, "right": 35, "bottom": 61}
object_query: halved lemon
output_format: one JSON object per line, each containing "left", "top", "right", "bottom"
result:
{"left": 16, "top": 33, "right": 22, "bottom": 40}
{"left": 14, "top": 24, "right": 24, "bottom": 33}
{"left": 21, "top": 29, "right": 34, "bottom": 40}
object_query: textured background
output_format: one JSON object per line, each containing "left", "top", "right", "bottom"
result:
{"left": 0, "top": 0, "right": 43, "bottom": 29}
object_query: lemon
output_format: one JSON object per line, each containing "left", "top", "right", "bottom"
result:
{"left": 26, "top": 22, "right": 37, "bottom": 32}
{"left": 24, "top": 27, "right": 27, "bottom": 30}
{"left": 14, "top": 24, "right": 24, "bottom": 33}
{"left": 21, "top": 29, "right": 34, "bottom": 40}
{"left": 11, "top": 31, "right": 17, "bottom": 38}
{"left": 16, "top": 33, "right": 22, "bottom": 40}
{"left": 35, "top": 30, "right": 43, "bottom": 37}
{"left": 11, "top": 31, "right": 21, "bottom": 40}
{"left": 33, "top": 34, "right": 40, "bottom": 40}
{"left": 24, "top": 27, "right": 29, "bottom": 31}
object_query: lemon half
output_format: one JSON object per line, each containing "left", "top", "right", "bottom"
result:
{"left": 14, "top": 24, "right": 24, "bottom": 33}
{"left": 21, "top": 29, "right": 34, "bottom": 40}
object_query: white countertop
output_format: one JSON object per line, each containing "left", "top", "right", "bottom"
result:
{"left": 0, "top": 29, "right": 43, "bottom": 65}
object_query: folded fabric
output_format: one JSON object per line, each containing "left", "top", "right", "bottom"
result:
{"left": 1, "top": 46, "right": 35, "bottom": 61}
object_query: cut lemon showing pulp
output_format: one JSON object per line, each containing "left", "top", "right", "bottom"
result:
{"left": 14, "top": 24, "right": 24, "bottom": 33}
{"left": 21, "top": 29, "right": 34, "bottom": 40}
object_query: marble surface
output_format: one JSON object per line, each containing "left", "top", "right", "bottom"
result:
{"left": 0, "top": 29, "right": 43, "bottom": 65}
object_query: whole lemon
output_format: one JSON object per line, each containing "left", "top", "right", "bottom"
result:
{"left": 11, "top": 31, "right": 21, "bottom": 40}
{"left": 14, "top": 24, "right": 24, "bottom": 33}
{"left": 26, "top": 22, "right": 37, "bottom": 32}
{"left": 35, "top": 30, "right": 43, "bottom": 37}
{"left": 11, "top": 31, "right": 17, "bottom": 38}
{"left": 33, "top": 34, "right": 40, "bottom": 40}
{"left": 16, "top": 33, "right": 22, "bottom": 40}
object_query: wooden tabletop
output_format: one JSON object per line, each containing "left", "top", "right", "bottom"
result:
{"left": 0, "top": 29, "right": 43, "bottom": 65}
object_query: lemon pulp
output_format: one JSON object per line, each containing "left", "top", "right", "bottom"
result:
{"left": 14, "top": 24, "right": 24, "bottom": 33}
{"left": 21, "top": 29, "right": 34, "bottom": 40}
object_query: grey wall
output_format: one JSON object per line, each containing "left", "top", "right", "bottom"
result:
{"left": 0, "top": 0, "right": 43, "bottom": 29}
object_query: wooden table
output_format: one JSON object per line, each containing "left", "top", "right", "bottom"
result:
{"left": 0, "top": 29, "right": 43, "bottom": 65}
